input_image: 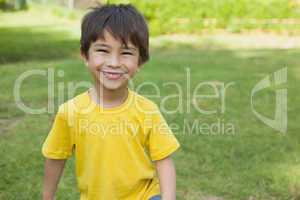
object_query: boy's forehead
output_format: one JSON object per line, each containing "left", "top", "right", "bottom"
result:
{"left": 92, "top": 30, "right": 136, "bottom": 49}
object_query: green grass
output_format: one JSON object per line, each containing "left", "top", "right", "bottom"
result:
{"left": 0, "top": 7, "right": 300, "bottom": 200}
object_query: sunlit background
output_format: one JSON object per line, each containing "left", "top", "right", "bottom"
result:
{"left": 0, "top": 0, "right": 300, "bottom": 199}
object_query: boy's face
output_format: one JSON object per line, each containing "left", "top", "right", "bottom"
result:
{"left": 83, "top": 30, "right": 140, "bottom": 91}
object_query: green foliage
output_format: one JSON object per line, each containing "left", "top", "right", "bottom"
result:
{"left": 0, "top": 0, "right": 27, "bottom": 10}
{"left": 0, "top": 0, "right": 7, "bottom": 9}
{"left": 109, "top": 0, "right": 300, "bottom": 35}
{"left": 14, "top": 0, "right": 27, "bottom": 10}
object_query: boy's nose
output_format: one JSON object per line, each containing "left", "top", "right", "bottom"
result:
{"left": 107, "top": 55, "right": 121, "bottom": 68}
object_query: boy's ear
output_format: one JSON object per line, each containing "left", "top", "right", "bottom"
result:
{"left": 80, "top": 51, "right": 88, "bottom": 66}
{"left": 137, "top": 58, "right": 144, "bottom": 69}
{"left": 135, "top": 64, "right": 143, "bottom": 74}
{"left": 80, "top": 51, "right": 86, "bottom": 59}
{"left": 137, "top": 63, "right": 143, "bottom": 70}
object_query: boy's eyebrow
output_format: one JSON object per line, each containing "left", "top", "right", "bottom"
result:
{"left": 122, "top": 46, "right": 137, "bottom": 51}
{"left": 93, "top": 43, "right": 137, "bottom": 51}
{"left": 93, "top": 43, "right": 111, "bottom": 48}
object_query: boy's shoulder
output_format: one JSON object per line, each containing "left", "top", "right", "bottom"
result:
{"left": 130, "top": 90, "right": 160, "bottom": 114}
{"left": 56, "top": 90, "right": 89, "bottom": 116}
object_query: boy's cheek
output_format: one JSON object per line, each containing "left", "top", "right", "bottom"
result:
{"left": 87, "top": 60, "right": 103, "bottom": 70}
{"left": 128, "top": 70, "right": 138, "bottom": 79}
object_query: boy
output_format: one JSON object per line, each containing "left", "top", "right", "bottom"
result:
{"left": 42, "top": 4, "right": 180, "bottom": 200}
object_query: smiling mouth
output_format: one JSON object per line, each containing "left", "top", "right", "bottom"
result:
{"left": 100, "top": 70, "right": 127, "bottom": 80}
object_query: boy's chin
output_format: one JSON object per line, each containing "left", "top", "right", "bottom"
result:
{"left": 101, "top": 83, "right": 127, "bottom": 91}
{"left": 96, "top": 79, "right": 129, "bottom": 91}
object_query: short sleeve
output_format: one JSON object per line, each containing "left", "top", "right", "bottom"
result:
{"left": 42, "top": 105, "right": 74, "bottom": 159}
{"left": 146, "top": 106, "right": 180, "bottom": 161}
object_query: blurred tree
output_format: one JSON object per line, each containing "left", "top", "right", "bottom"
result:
{"left": 0, "top": 0, "right": 5, "bottom": 9}
{"left": 15, "top": 0, "right": 27, "bottom": 10}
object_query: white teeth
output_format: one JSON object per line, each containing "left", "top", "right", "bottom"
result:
{"left": 101, "top": 70, "right": 125, "bottom": 74}
{"left": 102, "top": 71, "right": 123, "bottom": 80}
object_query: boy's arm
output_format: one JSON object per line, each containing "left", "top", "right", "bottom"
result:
{"left": 154, "top": 156, "right": 177, "bottom": 200}
{"left": 43, "top": 158, "right": 66, "bottom": 200}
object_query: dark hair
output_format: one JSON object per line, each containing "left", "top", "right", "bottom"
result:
{"left": 80, "top": 4, "right": 149, "bottom": 64}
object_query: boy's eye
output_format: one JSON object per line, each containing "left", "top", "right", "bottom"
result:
{"left": 96, "top": 49, "right": 108, "bottom": 53}
{"left": 122, "top": 51, "right": 133, "bottom": 55}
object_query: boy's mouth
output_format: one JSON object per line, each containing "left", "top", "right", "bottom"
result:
{"left": 100, "top": 70, "right": 127, "bottom": 80}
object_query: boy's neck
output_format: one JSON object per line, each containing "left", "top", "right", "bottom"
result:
{"left": 91, "top": 84, "right": 129, "bottom": 109}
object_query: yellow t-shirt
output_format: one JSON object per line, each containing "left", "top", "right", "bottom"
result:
{"left": 42, "top": 89, "right": 180, "bottom": 200}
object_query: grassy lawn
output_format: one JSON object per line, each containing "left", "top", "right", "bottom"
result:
{"left": 0, "top": 7, "right": 300, "bottom": 200}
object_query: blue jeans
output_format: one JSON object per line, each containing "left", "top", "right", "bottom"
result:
{"left": 149, "top": 195, "right": 161, "bottom": 200}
